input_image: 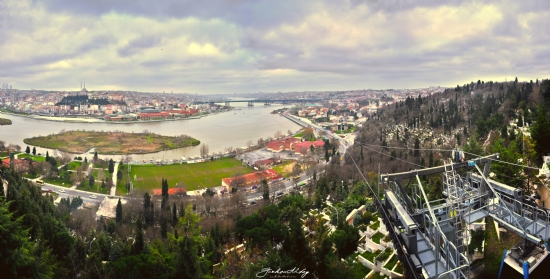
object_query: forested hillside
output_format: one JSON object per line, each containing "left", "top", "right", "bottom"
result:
{"left": 347, "top": 78, "right": 550, "bottom": 193}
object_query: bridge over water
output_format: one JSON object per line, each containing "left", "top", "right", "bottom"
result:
{"left": 193, "top": 99, "right": 324, "bottom": 106}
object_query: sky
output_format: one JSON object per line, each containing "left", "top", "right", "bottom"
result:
{"left": 1, "top": 0, "right": 549, "bottom": 94}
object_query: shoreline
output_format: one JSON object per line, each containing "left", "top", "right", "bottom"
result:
{"left": 24, "top": 130, "right": 201, "bottom": 156}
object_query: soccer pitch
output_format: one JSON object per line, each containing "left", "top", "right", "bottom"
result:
{"left": 127, "top": 158, "right": 253, "bottom": 193}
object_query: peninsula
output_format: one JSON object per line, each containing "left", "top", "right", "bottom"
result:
{"left": 24, "top": 130, "right": 200, "bottom": 154}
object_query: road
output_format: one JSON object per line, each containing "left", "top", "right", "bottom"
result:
{"left": 38, "top": 181, "right": 113, "bottom": 204}
{"left": 241, "top": 170, "right": 324, "bottom": 204}
{"left": 282, "top": 112, "right": 350, "bottom": 158}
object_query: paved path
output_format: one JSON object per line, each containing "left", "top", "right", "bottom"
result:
{"left": 110, "top": 162, "right": 119, "bottom": 196}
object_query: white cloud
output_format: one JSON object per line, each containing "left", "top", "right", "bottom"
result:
{"left": 0, "top": 0, "right": 549, "bottom": 93}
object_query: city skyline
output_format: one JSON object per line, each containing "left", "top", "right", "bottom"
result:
{"left": 1, "top": 0, "right": 549, "bottom": 94}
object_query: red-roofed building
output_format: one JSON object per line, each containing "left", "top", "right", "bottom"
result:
{"left": 1, "top": 158, "right": 37, "bottom": 173}
{"left": 152, "top": 187, "right": 187, "bottom": 196}
{"left": 267, "top": 137, "right": 300, "bottom": 152}
{"left": 293, "top": 140, "right": 325, "bottom": 155}
{"left": 221, "top": 169, "right": 282, "bottom": 190}
{"left": 254, "top": 158, "right": 276, "bottom": 169}
{"left": 139, "top": 112, "right": 171, "bottom": 120}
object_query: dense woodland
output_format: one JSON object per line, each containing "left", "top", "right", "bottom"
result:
{"left": 1, "top": 78, "right": 549, "bottom": 279}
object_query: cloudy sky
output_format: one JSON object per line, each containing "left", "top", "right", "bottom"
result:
{"left": 1, "top": 0, "right": 549, "bottom": 94}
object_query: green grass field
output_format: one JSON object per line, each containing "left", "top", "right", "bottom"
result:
{"left": 124, "top": 158, "right": 253, "bottom": 195}
{"left": 67, "top": 161, "right": 83, "bottom": 170}
{"left": 17, "top": 153, "right": 46, "bottom": 162}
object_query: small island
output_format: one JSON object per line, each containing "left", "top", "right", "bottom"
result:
{"left": 24, "top": 130, "right": 200, "bottom": 154}
{"left": 0, "top": 118, "right": 12, "bottom": 125}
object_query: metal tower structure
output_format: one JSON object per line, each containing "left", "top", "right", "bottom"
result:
{"left": 375, "top": 153, "right": 550, "bottom": 279}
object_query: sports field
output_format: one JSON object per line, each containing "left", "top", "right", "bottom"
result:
{"left": 124, "top": 158, "right": 253, "bottom": 194}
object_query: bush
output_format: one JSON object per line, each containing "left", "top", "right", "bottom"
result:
{"left": 362, "top": 212, "right": 373, "bottom": 224}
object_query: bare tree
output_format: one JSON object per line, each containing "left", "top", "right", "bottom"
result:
{"left": 291, "top": 162, "right": 302, "bottom": 177}
{"left": 246, "top": 140, "right": 253, "bottom": 148}
{"left": 229, "top": 173, "right": 246, "bottom": 191}
{"left": 225, "top": 146, "right": 233, "bottom": 154}
{"left": 70, "top": 165, "right": 85, "bottom": 186}
{"left": 37, "top": 161, "right": 52, "bottom": 178}
{"left": 200, "top": 143, "right": 209, "bottom": 157}
{"left": 274, "top": 130, "right": 283, "bottom": 139}
{"left": 287, "top": 130, "right": 293, "bottom": 136}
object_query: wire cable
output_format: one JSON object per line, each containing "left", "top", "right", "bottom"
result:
{"left": 353, "top": 139, "right": 543, "bottom": 171}
{"left": 360, "top": 144, "right": 426, "bottom": 169}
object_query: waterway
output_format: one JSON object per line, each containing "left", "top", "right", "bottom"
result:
{"left": 0, "top": 102, "right": 301, "bottom": 161}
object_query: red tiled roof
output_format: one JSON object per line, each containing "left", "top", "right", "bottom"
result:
{"left": 294, "top": 140, "right": 325, "bottom": 154}
{"left": 139, "top": 112, "right": 170, "bottom": 118}
{"left": 222, "top": 169, "right": 282, "bottom": 188}
{"left": 152, "top": 187, "right": 187, "bottom": 195}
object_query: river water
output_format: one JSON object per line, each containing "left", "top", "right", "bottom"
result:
{"left": 0, "top": 102, "right": 300, "bottom": 161}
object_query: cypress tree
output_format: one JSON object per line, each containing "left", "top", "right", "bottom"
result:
{"left": 32, "top": 147, "right": 36, "bottom": 155}
{"left": 25, "top": 146, "right": 30, "bottom": 154}
{"left": 160, "top": 217, "right": 167, "bottom": 238}
{"left": 172, "top": 202, "right": 177, "bottom": 226}
{"left": 133, "top": 218, "right": 144, "bottom": 254}
{"left": 116, "top": 198, "right": 122, "bottom": 223}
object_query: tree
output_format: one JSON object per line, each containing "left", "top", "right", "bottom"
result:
{"left": 160, "top": 217, "right": 168, "bottom": 238}
{"left": 133, "top": 218, "right": 144, "bottom": 254}
{"left": 32, "top": 147, "right": 36, "bottom": 155}
{"left": 200, "top": 144, "right": 209, "bottom": 157}
{"left": 25, "top": 146, "right": 30, "bottom": 154}
{"left": 89, "top": 175, "right": 95, "bottom": 188}
{"left": 0, "top": 201, "right": 54, "bottom": 278}
{"left": 172, "top": 202, "right": 178, "bottom": 226}
{"left": 159, "top": 178, "right": 170, "bottom": 200}
{"left": 414, "top": 138, "right": 420, "bottom": 157}
{"left": 46, "top": 151, "right": 49, "bottom": 162}
{"left": 531, "top": 105, "right": 550, "bottom": 163}
{"left": 262, "top": 179, "right": 269, "bottom": 200}
{"left": 108, "top": 159, "right": 114, "bottom": 174}
{"left": 93, "top": 151, "right": 99, "bottom": 162}
{"left": 116, "top": 198, "right": 122, "bottom": 223}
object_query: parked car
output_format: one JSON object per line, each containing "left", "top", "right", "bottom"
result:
{"left": 58, "top": 189, "right": 66, "bottom": 193}
{"left": 89, "top": 195, "right": 97, "bottom": 199}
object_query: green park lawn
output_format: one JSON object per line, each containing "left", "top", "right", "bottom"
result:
{"left": 17, "top": 153, "right": 46, "bottom": 162}
{"left": 120, "top": 158, "right": 253, "bottom": 195}
{"left": 67, "top": 161, "right": 83, "bottom": 170}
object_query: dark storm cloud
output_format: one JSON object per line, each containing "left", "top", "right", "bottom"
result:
{"left": 117, "top": 35, "right": 161, "bottom": 57}
{"left": 38, "top": 0, "right": 313, "bottom": 29}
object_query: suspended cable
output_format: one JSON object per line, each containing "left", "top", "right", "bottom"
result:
{"left": 353, "top": 140, "right": 543, "bottom": 171}
{"left": 360, "top": 144, "right": 426, "bottom": 169}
